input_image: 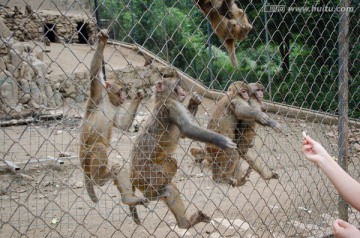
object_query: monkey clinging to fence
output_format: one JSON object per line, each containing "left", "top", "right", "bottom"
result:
{"left": 79, "top": 30, "right": 148, "bottom": 210}
{"left": 194, "top": 0, "right": 252, "bottom": 67}
{"left": 234, "top": 82, "right": 282, "bottom": 179}
{"left": 129, "top": 77, "right": 237, "bottom": 228}
{"left": 191, "top": 81, "right": 281, "bottom": 186}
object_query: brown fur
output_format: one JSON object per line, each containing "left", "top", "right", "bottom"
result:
{"left": 129, "top": 77, "right": 236, "bottom": 228}
{"left": 234, "top": 82, "right": 281, "bottom": 179}
{"left": 79, "top": 30, "right": 149, "bottom": 213}
{"left": 191, "top": 81, "right": 281, "bottom": 186}
{"left": 194, "top": 0, "right": 252, "bottom": 67}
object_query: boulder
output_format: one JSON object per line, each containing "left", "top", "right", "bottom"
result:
{"left": 0, "top": 71, "right": 19, "bottom": 112}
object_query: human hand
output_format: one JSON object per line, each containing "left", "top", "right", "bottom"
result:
{"left": 332, "top": 219, "right": 360, "bottom": 238}
{"left": 301, "top": 135, "right": 331, "bottom": 165}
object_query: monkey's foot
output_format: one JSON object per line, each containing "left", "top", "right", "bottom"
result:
{"left": 191, "top": 211, "right": 211, "bottom": 224}
{"left": 176, "top": 211, "right": 211, "bottom": 229}
{"left": 271, "top": 172, "right": 279, "bottom": 179}
{"left": 122, "top": 195, "right": 149, "bottom": 208}
{"left": 261, "top": 170, "right": 279, "bottom": 180}
{"left": 231, "top": 167, "right": 252, "bottom": 187}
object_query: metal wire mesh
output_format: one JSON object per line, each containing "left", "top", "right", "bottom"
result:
{"left": 0, "top": 0, "right": 359, "bottom": 237}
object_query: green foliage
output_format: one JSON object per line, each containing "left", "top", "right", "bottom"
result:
{"left": 97, "top": 0, "right": 359, "bottom": 119}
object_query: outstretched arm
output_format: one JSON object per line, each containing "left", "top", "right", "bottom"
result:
{"left": 256, "top": 118, "right": 282, "bottom": 133}
{"left": 230, "top": 98, "right": 267, "bottom": 122}
{"left": 89, "top": 30, "right": 108, "bottom": 106}
{"left": 170, "top": 102, "right": 236, "bottom": 150}
{"left": 302, "top": 136, "right": 360, "bottom": 211}
{"left": 114, "top": 90, "right": 144, "bottom": 131}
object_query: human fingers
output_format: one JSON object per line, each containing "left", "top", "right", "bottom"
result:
{"left": 302, "top": 144, "right": 313, "bottom": 154}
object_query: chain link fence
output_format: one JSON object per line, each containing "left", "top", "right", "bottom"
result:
{"left": 0, "top": 0, "right": 359, "bottom": 237}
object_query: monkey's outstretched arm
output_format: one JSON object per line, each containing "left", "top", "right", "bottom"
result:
{"left": 170, "top": 102, "right": 236, "bottom": 150}
{"left": 260, "top": 118, "right": 282, "bottom": 133}
{"left": 179, "top": 92, "right": 202, "bottom": 139}
{"left": 89, "top": 30, "right": 108, "bottom": 106}
{"left": 232, "top": 99, "right": 282, "bottom": 132}
{"left": 230, "top": 99, "right": 263, "bottom": 121}
{"left": 114, "top": 90, "right": 144, "bottom": 130}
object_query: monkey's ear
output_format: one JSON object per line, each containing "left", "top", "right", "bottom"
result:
{"left": 155, "top": 80, "right": 164, "bottom": 92}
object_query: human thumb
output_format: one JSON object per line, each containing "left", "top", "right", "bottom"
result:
{"left": 333, "top": 219, "right": 348, "bottom": 230}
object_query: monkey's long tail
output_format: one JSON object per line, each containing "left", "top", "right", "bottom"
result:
{"left": 85, "top": 177, "right": 99, "bottom": 203}
{"left": 225, "top": 40, "right": 238, "bottom": 68}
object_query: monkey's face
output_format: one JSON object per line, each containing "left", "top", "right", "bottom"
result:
{"left": 106, "top": 83, "right": 126, "bottom": 107}
{"left": 174, "top": 85, "right": 187, "bottom": 102}
{"left": 155, "top": 78, "right": 187, "bottom": 102}
{"left": 228, "top": 81, "right": 249, "bottom": 101}
{"left": 238, "top": 87, "right": 249, "bottom": 101}
{"left": 249, "top": 83, "right": 264, "bottom": 102}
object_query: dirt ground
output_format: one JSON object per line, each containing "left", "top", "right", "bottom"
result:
{"left": 1, "top": 43, "right": 359, "bottom": 238}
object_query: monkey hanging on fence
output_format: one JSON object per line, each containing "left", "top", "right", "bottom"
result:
{"left": 235, "top": 82, "right": 282, "bottom": 178}
{"left": 191, "top": 81, "right": 281, "bottom": 186}
{"left": 79, "top": 30, "right": 149, "bottom": 210}
{"left": 128, "top": 76, "right": 237, "bottom": 228}
{"left": 194, "top": 0, "right": 252, "bottom": 67}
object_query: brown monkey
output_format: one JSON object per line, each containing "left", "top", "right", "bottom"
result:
{"left": 129, "top": 77, "right": 236, "bottom": 228}
{"left": 194, "top": 0, "right": 252, "bottom": 67}
{"left": 79, "top": 30, "right": 148, "bottom": 210}
{"left": 228, "top": 81, "right": 281, "bottom": 179}
{"left": 191, "top": 81, "right": 281, "bottom": 186}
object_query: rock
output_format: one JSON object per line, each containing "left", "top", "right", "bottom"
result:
{"left": 6, "top": 64, "right": 19, "bottom": 78}
{"left": 0, "top": 72, "right": 19, "bottom": 112}
{"left": 0, "top": 18, "right": 12, "bottom": 38}
{"left": 29, "top": 81, "right": 43, "bottom": 106}
{"left": 9, "top": 49, "right": 22, "bottom": 68}
{"left": 12, "top": 42, "right": 32, "bottom": 54}
{"left": 19, "top": 78, "right": 31, "bottom": 104}
{"left": 0, "top": 57, "right": 5, "bottom": 71}
{"left": 32, "top": 59, "right": 48, "bottom": 77}
{"left": 20, "top": 61, "right": 35, "bottom": 80}
{"left": 44, "top": 84, "right": 57, "bottom": 108}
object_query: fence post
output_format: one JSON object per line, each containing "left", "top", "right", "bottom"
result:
{"left": 263, "top": 0, "right": 272, "bottom": 102}
{"left": 338, "top": 0, "right": 350, "bottom": 221}
{"left": 130, "top": 0, "right": 136, "bottom": 43}
{"left": 206, "top": 21, "right": 214, "bottom": 83}
{"left": 94, "top": 0, "right": 100, "bottom": 28}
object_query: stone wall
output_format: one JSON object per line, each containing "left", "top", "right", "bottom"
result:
{"left": 1, "top": 0, "right": 92, "bottom": 13}
{"left": 0, "top": 6, "right": 97, "bottom": 44}
{"left": 0, "top": 36, "right": 63, "bottom": 115}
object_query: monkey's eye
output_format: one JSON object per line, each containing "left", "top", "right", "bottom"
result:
{"left": 256, "top": 89, "right": 263, "bottom": 92}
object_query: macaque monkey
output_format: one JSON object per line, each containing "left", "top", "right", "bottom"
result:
{"left": 129, "top": 77, "right": 236, "bottom": 228}
{"left": 191, "top": 81, "right": 281, "bottom": 186}
{"left": 79, "top": 30, "right": 148, "bottom": 211}
{"left": 194, "top": 0, "right": 252, "bottom": 67}
{"left": 228, "top": 81, "right": 281, "bottom": 179}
